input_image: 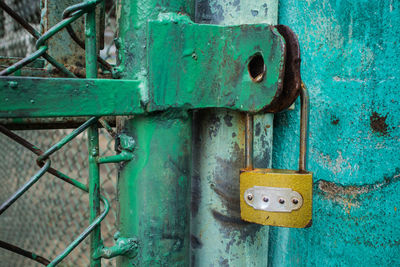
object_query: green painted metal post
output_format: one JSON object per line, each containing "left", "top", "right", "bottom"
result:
{"left": 191, "top": 1, "right": 278, "bottom": 265}
{"left": 118, "top": 112, "right": 192, "bottom": 266}
{"left": 85, "top": 3, "right": 101, "bottom": 267}
{"left": 116, "top": 0, "right": 194, "bottom": 266}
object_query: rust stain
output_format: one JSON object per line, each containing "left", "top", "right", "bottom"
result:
{"left": 317, "top": 169, "right": 400, "bottom": 207}
{"left": 370, "top": 111, "right": 389, "bottom": 136}
{"left": 331, "top": 116, "right": 339, "bottom": 125}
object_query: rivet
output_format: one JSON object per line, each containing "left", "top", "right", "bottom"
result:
{"left": 8, "top": 81, "right": 18, "bottom": 89}
{"left": 279, "top": 198, "right": 285, "bottom": 204}
{"left": 262, "top": 197, "right": 269, "bottom": 203}
{"left": 247, "top": 194, "right": 253, "bottom": 201}
{"left": 292, "top": 199, "right": 299, "bottom": 205}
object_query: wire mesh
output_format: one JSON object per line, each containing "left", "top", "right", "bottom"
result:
{"left": 0, "top": 0, "right": 40, "bottom": 57}
{"left": 0, "top": 0, "right": 119, "bottom": 265}
{"left": 0, "top": 128, "right": 118, "bottom": 266}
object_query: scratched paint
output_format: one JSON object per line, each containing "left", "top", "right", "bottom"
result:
{"left": 191, "top": 1, "right": 277, "bottom": 266}
{"left": 270, "top": 0, "right": 400, "bottom": 266}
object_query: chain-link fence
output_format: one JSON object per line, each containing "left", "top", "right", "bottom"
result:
{"left": 0, "top": 128, "right": 119, "bottom": 267}
{"left": 0, "top": 0, "right": 119, "bottom": 266}
{"left": 0, "top": 0, "right": 39, "bottom": 57}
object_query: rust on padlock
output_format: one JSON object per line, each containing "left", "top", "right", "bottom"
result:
{"left": 240, "top": 168, "right": 312, "bottom": 228}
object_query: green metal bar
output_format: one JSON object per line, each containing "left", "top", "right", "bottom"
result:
{"left": 48, "top": 196, "right": 110, "bottom": 266}
{"left": 0, "top": 77, "right": 142, "bottom": 118}
{"left": 85, "top": 2, "right": 102, "bottom": 265}
{"left": 97, "top": 151, "right": 133, "bottom": 164}
{"left": 0, "top": 160, "right": 50, "bottom": 215}
{"left": 146, "top": 17, "right": 284, "bottom": 113}
{"left": 98, "top": 133, "right": 134, "bottom": 164}
{"left": 84, "top": 1, "right": 98, "bottom": 78}
{"left": 88, "top": 124, "right": 102, "bottom": 267}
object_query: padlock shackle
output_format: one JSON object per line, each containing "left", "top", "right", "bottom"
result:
{"left": 299, "top": 82, "right": 310, "bottom": 173}
{"left": 245, "top": 113, "right": 254, "bottom": 169}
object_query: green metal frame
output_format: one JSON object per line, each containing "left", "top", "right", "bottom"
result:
{"left": 0, "top": 20, "right": 285, "bottom": 118}
{"left": 0, "top": 0, "right": 287, "bottom": 266}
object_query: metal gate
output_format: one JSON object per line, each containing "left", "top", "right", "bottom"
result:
{"left": 0, "top": 0, "right": 292, "bottom": 265}
{"left": 2, "top": 0, "right": 399, "bottom": 266}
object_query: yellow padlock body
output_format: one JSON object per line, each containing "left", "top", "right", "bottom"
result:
{"left": 240, "top": 168, "right": 313, "bottom": 228}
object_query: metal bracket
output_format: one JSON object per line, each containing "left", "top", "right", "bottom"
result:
{"left": 244, "top": 186, "right": 303, "bottom": 212}
{"left": 0, "top": 14, "right": 287, "bottom": 119}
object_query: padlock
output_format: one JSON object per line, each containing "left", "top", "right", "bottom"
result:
{"left": 240, "top": 82, "right": 312, "bottom": 228}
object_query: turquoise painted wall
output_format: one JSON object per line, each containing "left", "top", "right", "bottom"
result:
{"left": 270, "top": 0, "right": 400, "bottom": 266}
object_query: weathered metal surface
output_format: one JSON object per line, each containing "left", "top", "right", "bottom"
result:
{"left": 192, "top": 110, "right": 272, "bottom": 266}
{"left": 270, "top": 0, "right": 400, "bottom": 266}
{"left": 147, "top": 14, "right": 285, "bottom": 112}
{"left": 0, "top": 77, "right": 142, "bottom": 117}
{"left": 191, "top": 0, "right": 278, "bottom": 265}
{"left": 115, "top": 0, "right": 195, "bottom": 80}
{"left": 265, "top": 25, "right": 301, "bottom": 113}
{"left": 117, "top": 1, "right": 195, "bottom": 266}
{"left": 41, "top": 0, "right": 87, "bottom": 68}
{"left": 117, "top": 111, "right": 192, "bottom": 266}
{"left": 0, "top": 24, "right": 284, "bottom": 118}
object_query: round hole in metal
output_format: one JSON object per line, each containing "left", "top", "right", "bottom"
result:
{"left": 248, "top": 53, "right": 266, "bottom": 83}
